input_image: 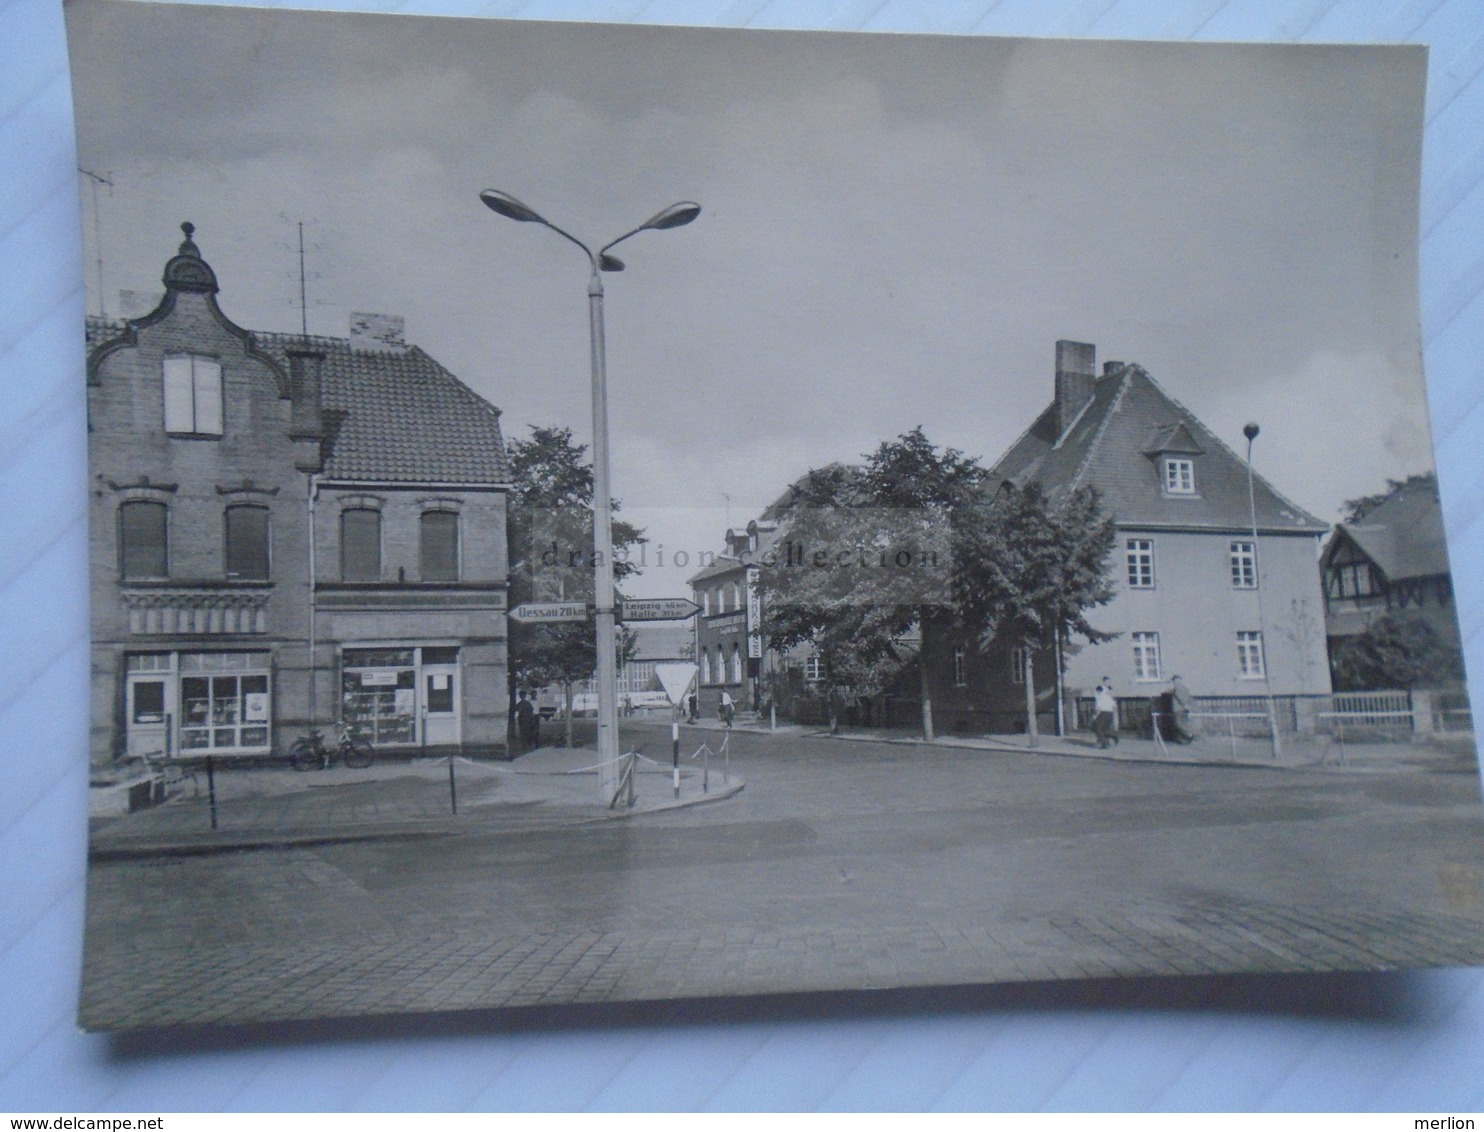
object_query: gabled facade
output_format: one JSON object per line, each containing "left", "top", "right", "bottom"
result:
{"left": 971, "top": 340, "right": 1332, "bottom": 723}
{"left": 1321, "top": 477, "right": 1462, "bottom": 660}
{"left": 688, "top": 519, "right": 778, "bottom": 715}
{"left": 86, "top": 224, "right": 510, "bottom": 767}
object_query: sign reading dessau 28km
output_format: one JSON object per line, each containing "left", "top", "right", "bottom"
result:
{"left": 507, "top": 601, "right": 589, "bottom": 624}
{"left": 618, "top": 598, "right": 701, "bottom": 622}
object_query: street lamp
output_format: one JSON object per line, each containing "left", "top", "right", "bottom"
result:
{"left": 480, "top": 188, "right": 700, "bottom": 799}
{"left": 1243, "top": 422, "right": 1282, "bottom": 760}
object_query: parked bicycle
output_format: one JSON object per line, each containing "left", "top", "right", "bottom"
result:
{"left": 290, "top": 722, "right": 374, "bottom": 771}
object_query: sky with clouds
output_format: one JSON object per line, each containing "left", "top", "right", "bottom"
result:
{"left": 67, "top": 0, "right": 1431, "bottom": 597}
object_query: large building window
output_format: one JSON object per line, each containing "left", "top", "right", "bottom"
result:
{"left": 224, "top": 505, "right": 270, "bottom": 580}
{"left": 420, "top": 510, "right": 459, "bottom": 581}
{"left": 730, "top": 644, "right": 742, "bottom": 684}
{"left": 1229, "top": 540, "right": 1257, "bottom": 589}
{"left": 1010, "top": 645, "right": 1030, "bottom": 685}
{"left": 341, "top": 508, "right": 381, "bottom": 581}
{"left": 953, "top": 647, "right": 968, "bottom": 687}
{"left": 1126, "top": 538, "right": 1155, "bottom": 588}
{"left": 1327, "top": 562, "right": 1376, "bottom": 599}
{"left": 700, "top": 650, "right": 711, "bottom": 685}
{"left": 163, "top": 355, "right": 223, "bottom": 436}
{"left": 119, "top": 500, "right": 168, "bottom": 580}
{"left": 1162, "top": 457, "right": 1195, "bottom": 495}
{"left": 1237, "top": 631, "right": 1266, "bottom": 678}
{"left": 1132, "top": 631, "right": 1162, "bottom": 682}
{"left": 804, "top": 654, "right": 823, "bottom": 682}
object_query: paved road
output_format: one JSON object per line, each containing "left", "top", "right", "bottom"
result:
{"left": 81, "top": 727, "right": 1484, "bottom": 1029}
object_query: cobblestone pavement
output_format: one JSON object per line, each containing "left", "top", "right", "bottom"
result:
{"left": 80, "top": 728, "right": 1484, "bottom": 1030}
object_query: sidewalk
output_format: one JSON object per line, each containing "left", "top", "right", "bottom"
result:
{"left": 669, "top": 714, "right": 1478, "bottom": 775}
{"left": 88, "top": 745, "right": 744, "bottom": 860}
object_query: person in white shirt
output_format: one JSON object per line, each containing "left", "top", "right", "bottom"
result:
{"left": 1092, "top": 679, "right": 1118, "bottom": 748}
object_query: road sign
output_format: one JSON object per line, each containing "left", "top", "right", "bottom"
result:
{"left": 618, "top": 597, "right": 701, "bottom": 621}
{"left": 507, "top": 601, "right": 590, "bottom": 624}
{"left": 653, "top": 662, "right": 698, "bottom": 706}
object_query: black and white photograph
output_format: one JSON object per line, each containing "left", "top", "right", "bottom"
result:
{"left": 66, "top": 0, "right": 1484, "bottom": 1033}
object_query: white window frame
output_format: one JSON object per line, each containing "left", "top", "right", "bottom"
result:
{"left": 1229, "top": 540, "right": 1257, "bottom": 589}
{"left": 163, "top": 355, "right": 223, "bottom": 436}
{"left": 1237, "top": 630, "right": 1266, "bottom": 679}
{"left": 1126, "top": 538, "right": 1155, "bottom": 589}
{"left": 952, "top": 647, "right": 967, "bottom": 687}
{"left": 804, "top": 655, "right": 823, "bottom": 683}
{"left": 1132, "top": 632, "right": 1162, "bottom": 682}
{"left": 1162, "top": 457, "right": 1195, "bottom": 495}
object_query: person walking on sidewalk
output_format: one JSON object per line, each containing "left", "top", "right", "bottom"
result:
{"left": 1092, "top": 678, "right": 1119, "bottom": 748}
{"left": 1169, "top": 674, "right": 1197, "bottom": 743}
{"left": 719, "top": 689, "right": 735, "bottom": 729}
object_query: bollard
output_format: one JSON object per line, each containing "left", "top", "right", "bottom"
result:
{"left": 448, "top": 756, "right": 458, "bottom": 814}
{"left": 206, "top": 754, "right": 218, "bottom": 831}
{"left": 672, "top": 720, "right": 680, "bottom": 799}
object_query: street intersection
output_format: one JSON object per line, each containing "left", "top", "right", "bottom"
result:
{"left": 81, "top": 724, "right": 1484, "bottom": 1030}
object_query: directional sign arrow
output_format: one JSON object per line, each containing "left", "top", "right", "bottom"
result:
{"left": 617, "top": 597, "right": 701, "bottom": 622}
{"left": 507, "top": 601, "right": 590, "bottom": 624}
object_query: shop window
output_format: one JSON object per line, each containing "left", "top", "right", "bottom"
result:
{"left": 225, "top": 504, "right": 270, "bottom": 580}
{"left": 341, "top": 508, "right": 381, "bottom": 581}
{"left": 420, "top": 511, "right": 459, "bottom": 581}
{"left": 119, "top": 500, "right": 168, "bottom": 580}
{"left": 341, "top": 647, "right": 416, "bottom": 745}
{"left": 163, "top": 355, "right": 223, "bottom": 436}
{"left": 177, "top": 652, "right": 270, "bottom": 751}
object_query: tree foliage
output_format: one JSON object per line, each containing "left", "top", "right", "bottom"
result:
{"left": 1330, "top": 613, "right": 1462, "bottom": 691}
{"left": 505, "top": 425, "right": 643, "bottom": 696}
{"left": 757, "top": 427, "right": 1118, "bottom": 738}
{"left": 1341, "top": 471, "right": 1437, "bottom": 523}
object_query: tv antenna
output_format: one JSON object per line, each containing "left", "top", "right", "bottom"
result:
{"left": 78, "top": 168, "right": 113, "bottom": 317}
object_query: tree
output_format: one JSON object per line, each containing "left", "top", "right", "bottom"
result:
{"left": 506, "top": 425, "right": 643, "bottom": 748}
{"left": 758, "top": 430, "right": 985, "bottom": 739}
{"left": 957, "top": 481, "right": 1118, "bottom": 744}
{"left": 1330, "top": 614, "right": 1462, "bottom": 691}
{"left": 1341, "top": 472, "right": 1436, "bottom": 523}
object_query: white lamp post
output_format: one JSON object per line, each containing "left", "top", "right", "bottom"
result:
{"left": 480, "top": 189, "right": 700, "bottom": 798}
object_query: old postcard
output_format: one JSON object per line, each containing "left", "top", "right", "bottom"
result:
{"left": 69, "top": 0, "right": 1484, "bottom": 1030}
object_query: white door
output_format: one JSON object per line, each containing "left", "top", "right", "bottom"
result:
{"left": 422, "top": 664, "right": 460, "bottom": 747}
{"left": 126, "top": 674, "right": 175, "bottom": 759}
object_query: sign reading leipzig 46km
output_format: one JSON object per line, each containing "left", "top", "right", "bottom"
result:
{"left": 618, "top": 598, "right": 700, "bottom": 622}
{"left": 507, "top": 601, "right": 589, "bottom": 624}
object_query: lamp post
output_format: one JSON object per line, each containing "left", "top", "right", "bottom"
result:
{"left": 480, "top": 189, "right": 700, "bottom": 798}
{"left": 1243, "top": 422, "right": 1282, "bottom": 760}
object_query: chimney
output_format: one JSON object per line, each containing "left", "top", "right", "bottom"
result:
{"left": 349, "top": 311, "right": 406, "bottom": 352}
{"left": 1055, "top": 339, "right": 1096, "bottom": 440}
{"left": 286, "top": 345, "right": 325, "bottom": 473}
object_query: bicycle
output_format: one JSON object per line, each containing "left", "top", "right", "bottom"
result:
{"left": 290, "top": 722, "right": 374, "bottom": 771}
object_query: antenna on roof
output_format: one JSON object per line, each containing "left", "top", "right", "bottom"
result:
{"left": 298, "top": 222, "right": 309, "bottom": 340}
{"left": 78, "top": 168, "right": 113, "bottom": 318}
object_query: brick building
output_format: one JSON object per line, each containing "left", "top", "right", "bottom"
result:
{"left": 86, "top": 224, "right": 510, "bottom": 767}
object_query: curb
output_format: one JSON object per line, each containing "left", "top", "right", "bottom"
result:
{"left": 89, "top": 776, "right": 746, "bottom": 861}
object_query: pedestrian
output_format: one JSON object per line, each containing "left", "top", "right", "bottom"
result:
{"left": 514, "top": 691, "right": 537, "bottom": 754}
{"left": 1092, "top": 678, "right": 1118, "bottom": 748}
{"left": 1169, "top": 674, "right": 1196, "bottom": 743}
{"left": 687, "top": 692, "right": 699, "bottom": 723}
{"left": 719, "top": 689, "right": 735, "bottom": 729}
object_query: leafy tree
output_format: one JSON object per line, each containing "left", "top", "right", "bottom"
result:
{"left": 1341, "top": 472, "right": 1437, "bottom": 523}
{"left": 1330, "top": 614, "right": 1462, "bottom": 691}
{"left": 506, "top": 425, "right": 642, "bottom": 747}
{"left": 957, "top": 481, "right": 1119, "bottom": 744}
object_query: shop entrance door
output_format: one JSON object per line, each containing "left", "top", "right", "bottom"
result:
{"left": 125, "top": 673, "right": 174, "bottom": 760}
{"left": 422, "top": 663, "right": 460, "bottom": 747}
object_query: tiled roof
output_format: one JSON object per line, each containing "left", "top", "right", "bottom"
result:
{"left": 86, "top": 315, "right": 508, "bottom": 486}
{"left": 1334, "top": 482, "right": 1450, "bottom": 581}
{"left": 991, "top": 364, "right": 1327, "bottom": 534}
{"left": 688, "top": 554, "right": 745, "bottom": 586}
{"left": 253, "top": 332, "right": 508, "bottom": 485}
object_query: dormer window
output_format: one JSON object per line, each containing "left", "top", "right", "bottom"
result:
{"left": 1162, "top": 457, "right": 1195, "bottom": 495}
{"left": 163, "top": 355, "right": 223, "bottom": 436}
